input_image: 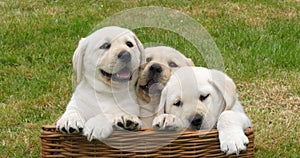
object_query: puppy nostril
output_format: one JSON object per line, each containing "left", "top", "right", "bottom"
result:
{"left": 191, "top": 114, "right": 203, "bottom": 126}
{"left": 118, "top": 51, "right": 131, "bottom": 63}
{"left": 149, "top": 64, "right": 163, "bottom": 73}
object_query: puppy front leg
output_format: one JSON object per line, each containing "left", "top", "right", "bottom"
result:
{"left": 217, "top": 110, "right": 251, "bottom": 155}
{"left": 83, "top": 114, "right": 113, "bottom": 141}
{"left": 56, "top": 97, "right": 85, "bottom": 133}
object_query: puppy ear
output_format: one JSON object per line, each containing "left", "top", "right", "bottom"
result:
{"left": 186, "top": 58, "right": 195, "bottom": 66}
{"left": 72, "top": 38, "right": 87, "bottom": 84}
{"left": 209, "top": 69, "right": 236, "bottom": 110}
{"left": 157, "top": 86, "right": 168, "bottom": 115}
{"left": 133, "top": 35, "right": 145, "bottom": 66}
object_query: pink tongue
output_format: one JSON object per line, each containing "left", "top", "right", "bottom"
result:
{"left": 116, "top": 68, "right": 131, "bottom": 79}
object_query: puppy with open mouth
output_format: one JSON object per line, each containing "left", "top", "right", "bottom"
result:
{"left": 136, "top": 46, "right": 194, "bottom": 128}
{"left": 56, "top": 26, "right": 145, "bottom": 141}
{"left": 153, "top": 66, "right": 252, "bottom": 155}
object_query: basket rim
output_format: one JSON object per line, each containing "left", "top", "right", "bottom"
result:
{"left": 41, "top": 124, "right": 253, "bottom": 135}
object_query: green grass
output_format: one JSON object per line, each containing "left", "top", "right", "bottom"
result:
{"left": 1, "top": 0, "right": 299, "bottom": 157}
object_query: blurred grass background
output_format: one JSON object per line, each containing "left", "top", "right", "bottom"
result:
{"left": 0, "top": 0, "right": 299, "bottom": 157}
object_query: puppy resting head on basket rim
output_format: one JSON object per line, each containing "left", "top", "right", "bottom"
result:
{"left": 153, "top": 66, "right": 252, "bottom": 155}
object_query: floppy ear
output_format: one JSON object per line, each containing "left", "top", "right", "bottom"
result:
{"left": 133, "top": 35, "right": 145, "bottom": 66}
{"left": 72, "top": 38, "right": 87, "bottom": 84}
{"left": 156, "top": 86, "right": 168, "bottom": 115}
{"left": 186, "top": 58, "right": 195, "bottom": 66}
{"left": 209, "top": 69, "right": 237, "bottom": 110}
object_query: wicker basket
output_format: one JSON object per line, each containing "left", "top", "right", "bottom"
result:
{"left": 40, "top": 125, "right": 254, "bottom": 157}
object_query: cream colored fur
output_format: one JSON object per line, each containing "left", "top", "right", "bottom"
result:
{"left": 136, "top": 46, "right": 194, "bottom": 128}
{"left": 56, "top": 26, "right": 145, "bottom": 141}
{"left": 153, "top": 66, "right": 251, "bottom": 155}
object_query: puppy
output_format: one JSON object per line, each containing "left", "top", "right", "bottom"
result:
{"left": 136, "top": 46, "right": 194, "bottom": 128}
{"left": 56, "top": 26, "right": 145, "bottom": 141}
{"left": 153, "top": 66, "right": 251, "bottom": 155}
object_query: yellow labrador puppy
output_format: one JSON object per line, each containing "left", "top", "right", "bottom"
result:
{"left": 136, "top": 46, "right": 194, "bottom": 128}
{"left": 56, "top": 26, "right": 145, "bottom": 141}
{"left": 153, "top": 66, "right": 251, "bottom": 155}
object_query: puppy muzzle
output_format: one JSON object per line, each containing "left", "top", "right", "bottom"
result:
{"left": 149, "top": 63, "right": 163, "bottom": 74}
{"left": 189, "top": 114, "right": 203, "bottom": 130}
{"left": 99, "top": 50, "right": 135, "bottom": 82}
{"left": 118, "top": 50, "right": 131, "bottom": 63}
{"left": 139, "top": 63, "right": 164, "bottom": 94}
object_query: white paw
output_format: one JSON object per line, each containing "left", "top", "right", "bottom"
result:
{"left": 152, "top": 114, "right": 184, "bottom": 131}
{"left": 83, "top": 116, "right": 113, "bottom": 141}
{"left": 56, "top": 110, "right": 85, "bottom": 133}
{"left": 113, "top": 114, "right": 141, "bottom": 131}
{"left": 219, "top": 128, "right": 249, "bottom": 155}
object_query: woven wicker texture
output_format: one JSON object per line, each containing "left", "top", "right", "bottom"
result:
{"left": 40, "top": 125, "right": 254, "bottom": 157}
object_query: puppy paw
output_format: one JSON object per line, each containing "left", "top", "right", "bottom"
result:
{"left": 152, "top": 114, "right": 184, "bottom": 131}
{"left": 113, "top": 115, "right": 141, "bottom": 131}
{"left": 219, "top": 128, "right": 249, "bottom": 155}
{"left": 56, "top": 111, "right": 85, "bottom": 134}
{"left": 83, "top": 116, "right": 113, "bottom": 141}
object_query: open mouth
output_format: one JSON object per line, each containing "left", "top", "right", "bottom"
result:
{"left": 100, "top": 67, "right": 132, "bottom": 82}
{"left": 139, "top": 79, "right": 161, "bottom": 94}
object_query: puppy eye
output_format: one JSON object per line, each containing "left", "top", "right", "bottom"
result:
{"left": 146, "top": 57, "right": 152, "bottom": 63}
{"left": 199, "top": 94, "right": 210, "bottom": 102}
{"left": 126, "top": 41, "right": 134, "bottom": 48}
{"left": 100, "top": 42, "right": 111, "bottom": 49}
{"left": 168, "top": 61, "right": 178, "bottom": 67}
{"left": 173, "top": 100, "right": 183, "bottom": 107}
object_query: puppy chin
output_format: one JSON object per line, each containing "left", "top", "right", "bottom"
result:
{"left": 137, "top": 82, "right": 163, "bottom": 105}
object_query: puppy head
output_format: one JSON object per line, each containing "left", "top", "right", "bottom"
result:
{"left": 136, "top": 46, "right": 194, "bottom": 104}
{"left": 158, "top": 66, "right": 237, "bottom": 130}
{"left": 72, "top": 26, "right": 144, "bottom": 90}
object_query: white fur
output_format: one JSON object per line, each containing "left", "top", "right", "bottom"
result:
{"left": 153, "top": 66, "right": 251, "bottom": 155}
{"left": 136, "top": 46, "right": 194, "bottom": 128}
{"left": 56, "top": 26, "right": 145, "bottom": 141}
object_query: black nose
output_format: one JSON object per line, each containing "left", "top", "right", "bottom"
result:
{"left": 118, "top": 51, "right": 131, "bottom": 63}
{"left": 191, "top": 114, "right": 203, "bottom": 127}
{"left": 149, "top": 64, "right": 163, "bottom": 74}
